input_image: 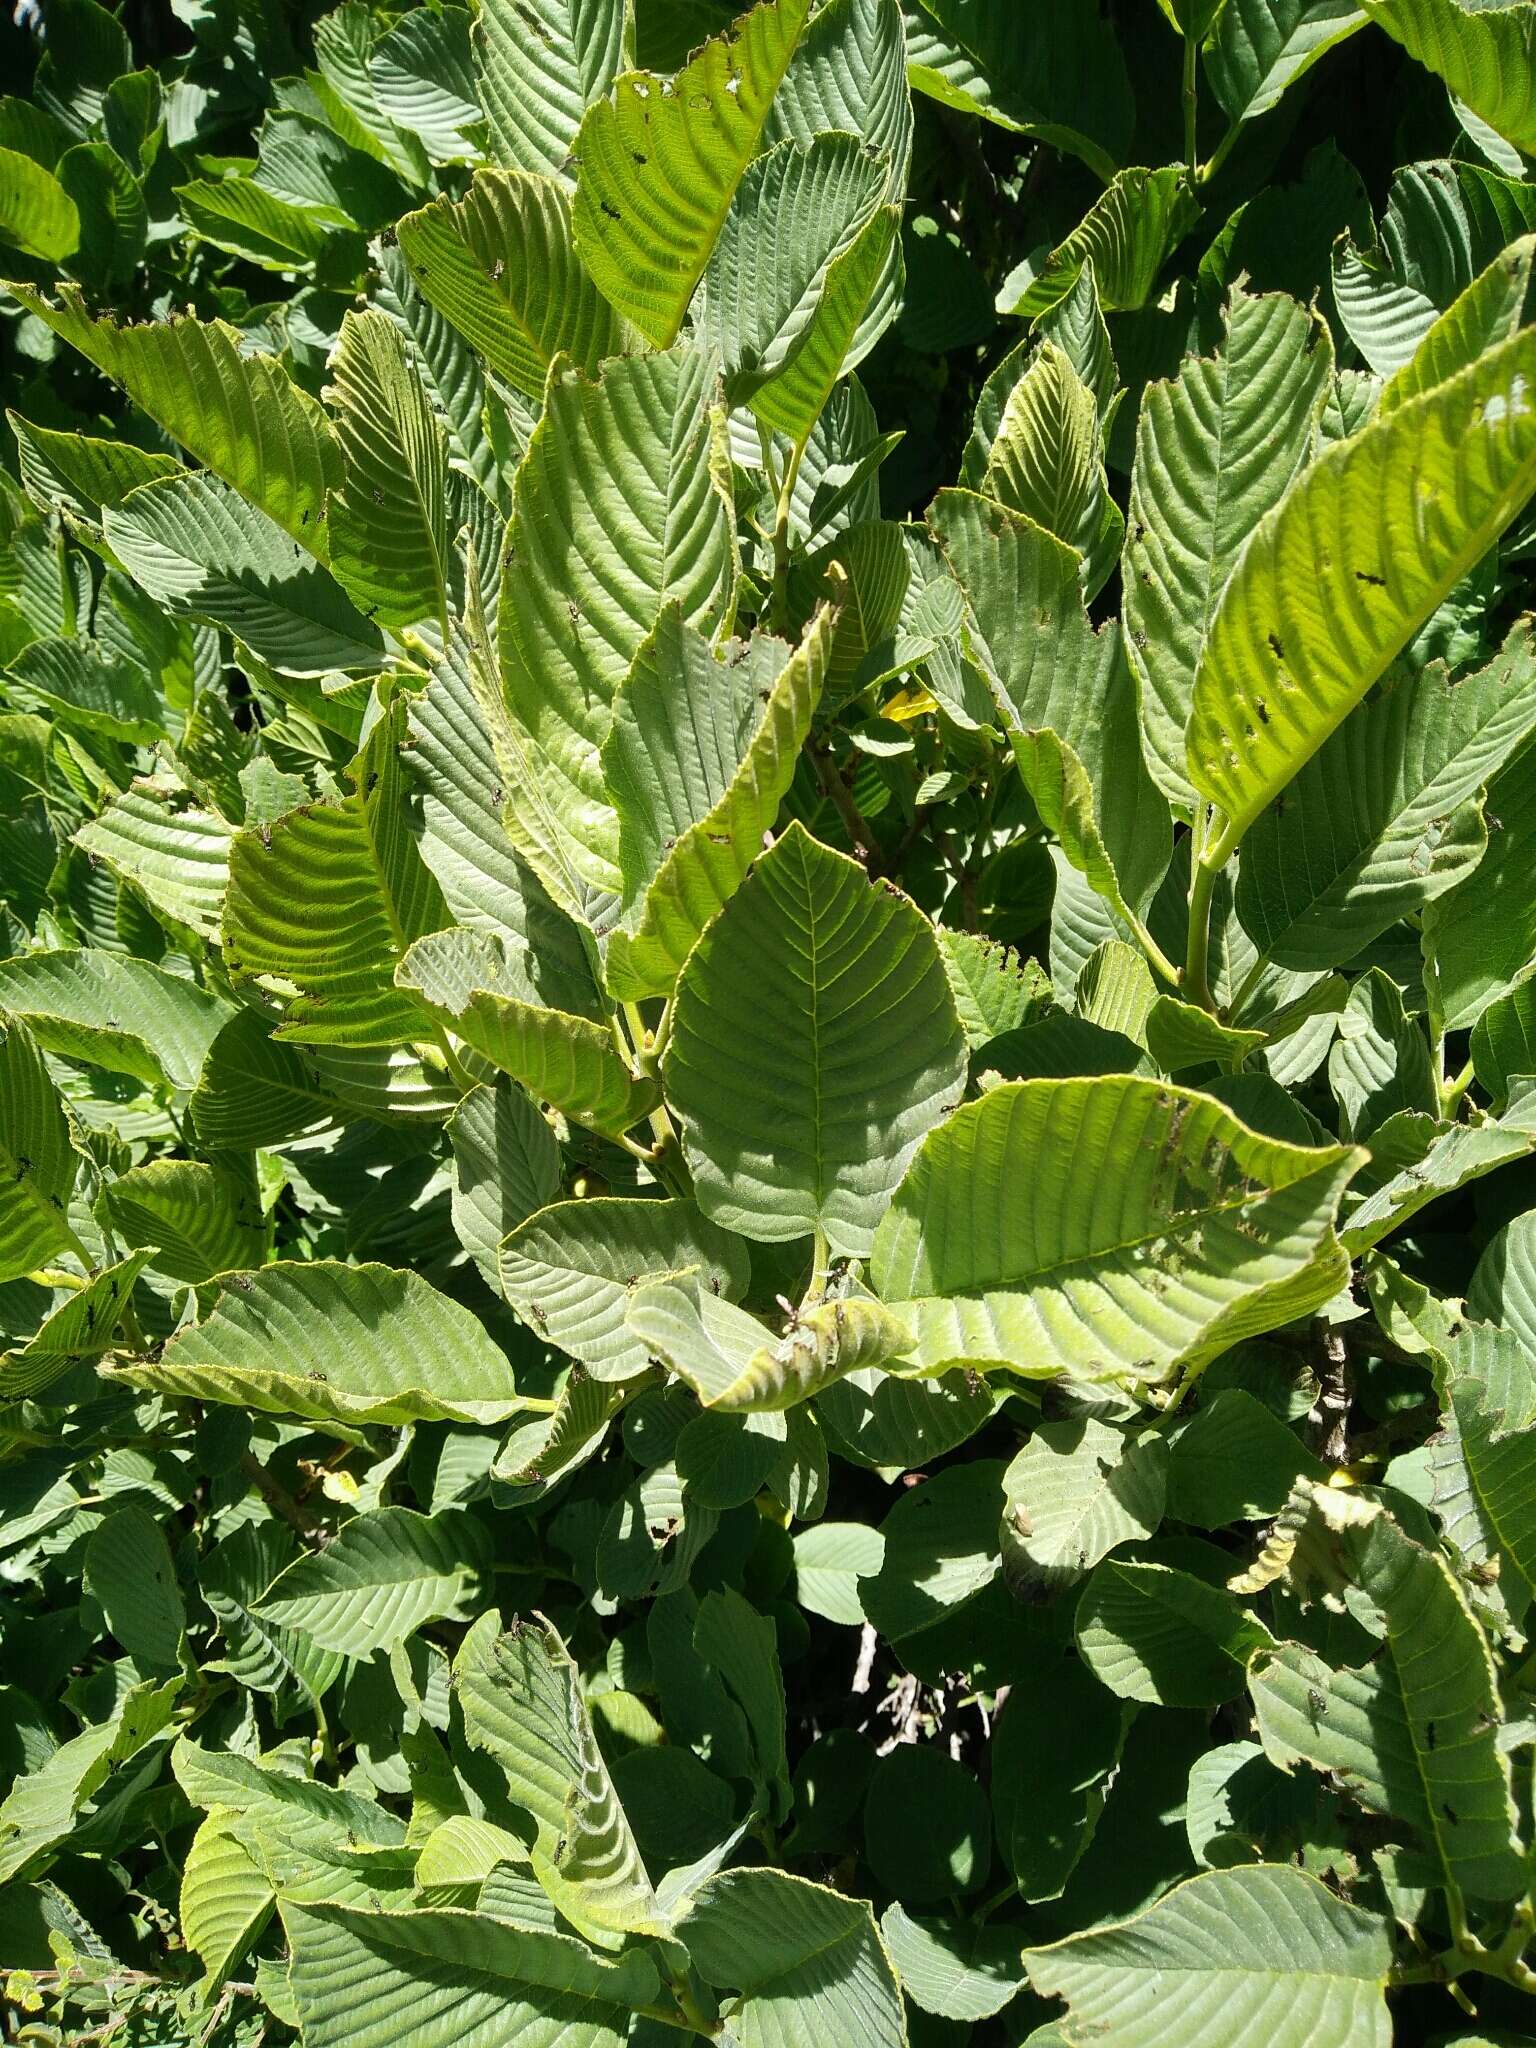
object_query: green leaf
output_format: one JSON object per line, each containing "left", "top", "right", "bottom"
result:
{"left": 99, "top": 1158, "right": 269, "bottom": 1285}
{"left": 880, "top": 1906, "right": 1026, "bottom": 2022}
{"left": 1345, "top": 1113, "right": 1534, "bottom": 1252}
{"left": 188, "top": 1010, "right": 337, "bottom": 1150}
{"left": 178, "top": 174, "right": 340, "bottom": 272}
{"left": 1328, "top": 968, "right": 1436, "bottom": 1139}
{"left": 396, "top": 171, "right": 634, "bottom": 403}
{"left": 448, "top": 1079, "right": 562, "bottom": 1290}
{"left": 1076, "top": 938, "right": 1158, "bottom": 1043}
{"left": 454, "top": 1612, "right": 662, "bottom": 1941}
{"left": 997, "top": 166, "right": 1198, "bottom": 320}
{"left": 494, "top": 1372, "right": 647, "bottom": 1495}
{"left": 603, "top": 600, "right": 835, "bottom": 999}
{"left": 811, "top": 517, "right": 915, "bottom": 702}
{"left": 679, "top": 1867, "right": 906, "bottom": 2048}
{"left": 0, "top": 1252, "right": 151, "bottom": 1399}
{"left": 1124, "top": 287, "right": 1333, "bottom": 812}
{"left": 858, "top": 1460, "right": 1004, "bottom": 1658}
{"left": 665, "top": 820, "right": 967, "bottom": 1255}
{"left": 0, "top": 146, "right": 78, "bottom": 260}
{"left": 1167, "top": 1389, "right": 1325, "bottom": 1523}
{"left": 173, "top": 1740, "right": 406, "bottom": 1888}
{"left": 496, "top": 345, "right": 736, "bottom": 906}
{"left": 1186, "top": 324, "right": 1536, "bottom": 845}
{"left": 676, "top": 1405, "right": 786, "bottom": 1507}
{"left": 870, "top": 1077, "right": 1361, "bottom": 1389}
{"left": 398, "top": 925, "right": 660, "bottom": 1137}
{"left": 1248, "top": 1632, "right": 1431, "bottom": 1830}
{"left": 500, "top": 1195, "right": 751, "bottom": 1380}
{"left": 1360, "top": 0, "right": 1536, "bottom": 153}
{"left": 1333, "top": 250, "right": 1443, "bottom": 383}
{"left": 106, "top": 1261, "right": 527, "bottom": 1426}
{"left": 74, "top": 791, "right": 235, "bottom": 945}
{"left": 1024, "top": 1865, "right": 1393, "bottom": 2048}
{"left": 573, "top": 0, "right": 813, "bottom": 347}
{"left": 324, "top": 309, "right": 452, "bottom": 632}
{"left": 397, "top": 654, "right": 536, "bottom": 936}
{"left": 59, "top": 140, "right": 147, "bottom": 287}
{"left": 414, "top": 1815, "right": 528, "bottom": 1890}
{"left": 934, "top": 487, "right": 1169, "bottom": 927}
{"left": 991, "top": 1648, "right": 1129, "bottom": 1900}
{"left": 9, "top": 412, "right": 180, "bottom": 534}
{"left": 0, "top": 1676, "right": 181, "bottom": 1886}
{"left": 1236, "top": 621, "right": 1536, "bottom": 971}
{"left": 283, "top": 1899, "right": 658, "bottom": 2048}
{"left": 5, "top": 633, "right": 161, "bottom": 743}
{"left": 984, "top": 340, "right": 1121, "bottom": 599}
{"left": 768, "top": 0, "right": 913, "bottom": 186}
{"left": 695, "top": 1586, "right": 790, "bottom": 1810}
{"left": 84, "top": 1504, "right": 184, "bottom": 1673}
{"left": 790, "top": 1519, "right": 884, "bottom": 1625}
{"left": 6, "top": 286, "right": 339, "bottom": 548}
{"left": 864, "top": 1744, "right": 989, "bottom": 1902}
{"left": 1206, "top": 0, "right": 1367, "bottom": 123}
{"left": 1446, "top": 1377, "right": 1536, "bottom": 1608}
{"left": 474, "top": 0, "right": 625, "bottom": 177}
{"left": 104, "top": 474, "right": 385, "bottom": 677}
{"left": 414, "top": 588, "right": 617, "bottom": 937}
{"left": 248, "top": 105, "right": 412, "bottom": 227}
{"left": 937, "top": 929, "right": 1051, "bottom": 1049}
{"left": 599, "top": 1457, "right": 720, "bottom": 1597}
{"left": 698, "top": 131, "right": 889, "bottom": 402}
{"left": 309, "top": 5, "right": 424, "bottom": 178}
{"left": 0, "top": 950, "right": 233, "bottom": 1090}
{"left": 754, "top": 203, "right": 900, "bottom": 443}
{"left": 628, "top": 1273, "right": 913, "bottom": 1408}
{"left": 1076, "top": 1559, "right": 1273, "bottom": 1707}
{"left": 1145, "top": 995, "right": 1266, "bottom": 1074}
{"left": 1001, "top": 1417, "right": 1168, "bottom": 1594}
{"left": 224, "top": 717, "right": 444, "bottom": 1047}
{"left": 373, "top": 243, "right": 503, "bottom": 503}
{"left": 1380, "top": 233, "right": 1536, "bottom": 418}
{"left": 1472, "top": 979, "right": 1536, "bottom": 1103}
{"left": 1245, "top": 1481, "right": 1524, "bottom": 1899}
{"left": 1426, "top": 739, "right": 1536, "bottom": 1029}
{"left": 180, "top": 1815, "right": 274, "bottom": 1996}
{"left": 369, "top": 5, "right": 482, "bottom": 162}
{"left": 1181, "top": 1737, "right": 1343, "bottom": 1872}
{"left": 202, "top": 1522, "right": 343, "bottom": 1706}
{"left": 1469, "top": 1214, "right": 1536, "bottom": 1357}
{"left": 254, "top": 1506, "right": 490, "bottom": 1654}
{"left": 903, "top": 0, "right": 1133, "bottom": 180}
{"left": 0, "top": 1017, "right": 79, "bottom": 1283}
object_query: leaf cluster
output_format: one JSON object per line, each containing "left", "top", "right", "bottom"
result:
{"left": 3, "top": 1, "right": 1536, "bottom": 2045}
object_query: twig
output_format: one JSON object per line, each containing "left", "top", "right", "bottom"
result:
{"left": 240, "top": 1450, "right": 321, "bottom": 1537}
{"left": 1181, "top": 29, "right": 1200, "bottom": 186}
{"left": 1311, "top": 1328, "right": 1351, "bottom": 1465}
{"left": 874, "top": 1670, "right": 922, "bottom": 1752}
{"left": 812, "top": 745, "right": 883, "bottom": 867}
{"left": 1184, "top": 840, "right": 1219, "bottom": 1013}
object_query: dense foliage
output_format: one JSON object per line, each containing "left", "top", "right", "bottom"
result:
{"left": 3, "top": 0, "right": 1536, "bottom": 2041}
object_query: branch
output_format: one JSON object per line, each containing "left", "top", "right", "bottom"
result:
{"left": 812, "top": 744, "right": 883, "bottom": 868}
{"left": 1311, "top": 1327, "right": 1352, "bottom": 1466}
{"left": 240, "top": 1450, "right": 321, "bottom": 1537}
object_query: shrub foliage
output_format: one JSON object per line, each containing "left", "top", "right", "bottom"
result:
{"left": 3, "top": 0, "right": 1536, "bottom": 2043}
